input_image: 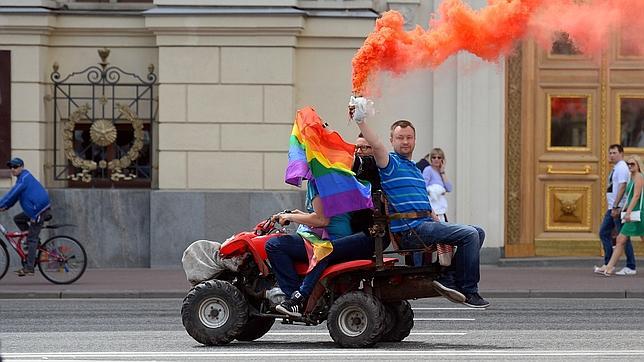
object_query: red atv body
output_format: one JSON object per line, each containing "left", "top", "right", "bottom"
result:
{"left": 181, "top": 214, "right": 442, "bottom": 348}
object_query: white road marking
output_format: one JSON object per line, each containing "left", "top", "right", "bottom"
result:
{"left": 414, "top": 318, "right": 475, "bottom": 321}
{"left": 5, "top": 350, "right": 644, "bottom": 358}
{"left": 413, "top": 307, "right": 480, "bottom": 311}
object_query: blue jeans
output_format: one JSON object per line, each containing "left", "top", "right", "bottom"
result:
{"left": 599, "top": 209, "right": 636, "bottom": 270}
{"left": 265, "top": 232, "right": 375, "bottom": 298}
{"left": 399, "top": 221, "right": 485, "bottom": 294}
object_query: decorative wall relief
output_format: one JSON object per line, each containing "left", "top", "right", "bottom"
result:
{"left": 545, "top": 185, "right": 592, "bottom": 231}
{"left": 50, "top": 48, "right": 157, "bottom": 186}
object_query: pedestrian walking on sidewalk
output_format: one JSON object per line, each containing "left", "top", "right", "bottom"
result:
{"left": 602, "top": 155, "right": 643, "bottom": 276}
{"left": 595, "top": 144, "right": 637, "bottom": 276}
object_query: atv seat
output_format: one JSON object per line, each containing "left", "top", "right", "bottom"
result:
{"left": 371, "top": 190, "right": 453, "bottom": 267}
{"left": 293, "top": 257, "right": 398, "bottom": 277}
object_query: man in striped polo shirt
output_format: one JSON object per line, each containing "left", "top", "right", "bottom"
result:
{"left": 349, "top": 98, "right": 489, "bottom": 308}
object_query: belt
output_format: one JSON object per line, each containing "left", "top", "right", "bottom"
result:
{"left": 388, "top": 211, "right": 433, "bottom": 221}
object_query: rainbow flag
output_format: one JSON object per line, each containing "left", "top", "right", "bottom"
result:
{"left": 285, "top": 107, "right": 373, "bottom": 271}
{"left": 285, "top": 107, "right": 373, "bottom": 217}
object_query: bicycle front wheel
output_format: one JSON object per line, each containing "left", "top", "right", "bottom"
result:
{"left": 0, "top": 242, "right": 9, "bottom": 280}
{"left": 38, "top": 235, "right": 87, "bottom": 284}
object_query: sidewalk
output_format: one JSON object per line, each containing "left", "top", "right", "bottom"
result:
{"left": 0, "top": 265, "right": 642, "bottom": 299}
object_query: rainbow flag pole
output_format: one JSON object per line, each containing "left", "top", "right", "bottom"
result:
{"left": 284, "top": 107, "right": 373, "bottom": 271}
{"left": 285, "top": 107, "right": 372, "bottom": 217}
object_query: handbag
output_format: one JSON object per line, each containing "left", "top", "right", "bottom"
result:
{"left": 622, "top": 210, "right": 641, "bottom": 222}
{"left": 621, "top": 181, "right": 643, "bottom": 222}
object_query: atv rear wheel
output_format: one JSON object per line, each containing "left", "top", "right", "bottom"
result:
{"left": 380, "top": 300, "right": 414, "bottom": 342}
{"left": 327, "top": 291, "right": 386, "bottom": 348}
{"left": 181, "top": 279, "right": 248, "bottom": 345}
{"left": 236, "top": 316, "right": 275, "bottom": 341}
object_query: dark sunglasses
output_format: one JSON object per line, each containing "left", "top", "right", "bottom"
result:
{"left": 627, "top": 162, "right": 637, "bottom": 167}
{"left": 9, "top": 165, "right": 20, "bottom": 169}
{"left": 431, "top": 156, "right": 443, "bottom": 159}
{"left": 356, "top": 145, "right": 372, "bottom": 151}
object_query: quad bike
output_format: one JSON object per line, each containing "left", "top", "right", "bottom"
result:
{"left": 181, "top": 194, "right": 443, "bottom": 348}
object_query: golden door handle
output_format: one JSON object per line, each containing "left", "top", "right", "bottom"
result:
{"left": 546, "top": 165, "right": 591, "bottom": 175}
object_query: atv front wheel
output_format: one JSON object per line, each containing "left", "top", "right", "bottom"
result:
{"left": 181, "top": 279, "right": 248, "bottom": 345}
{"left": 327, "top": 291, "right": 386, "bottom": 348}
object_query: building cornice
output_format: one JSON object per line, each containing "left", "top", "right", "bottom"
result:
{"left": 143, "top": 7, "right": 305, "bottom": 16}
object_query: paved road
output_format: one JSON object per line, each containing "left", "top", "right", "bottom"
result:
{"left": 1, "top": 298, "right": 643, "bottom": 361}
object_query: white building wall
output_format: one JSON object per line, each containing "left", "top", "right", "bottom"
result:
{"left": 362, "top": 0, "right": 506, "bottom": 249}
{"left": 439, "top": 0, "right": 505, "bottom": 249}
{"left": 0, "top": 0, "right": 506, "bottom": 255}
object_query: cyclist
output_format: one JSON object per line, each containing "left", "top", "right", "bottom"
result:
{"left": 0, "top": 158, "right": 51, "bottom": 276}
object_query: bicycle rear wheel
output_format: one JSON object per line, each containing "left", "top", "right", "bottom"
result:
{"left": 0, "top": 242, "right": 9, "bottom": 280}
{"left": 38, "top": 235, "right": 87, "bottom": 284}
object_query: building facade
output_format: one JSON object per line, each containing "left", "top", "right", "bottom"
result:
{"left": 3, "top": 0, "right": 636, "bottom": 268}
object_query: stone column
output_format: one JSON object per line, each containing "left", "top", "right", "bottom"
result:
{"left": 0, "top": 5, "right": 54, "bottom": 183}
{"left": 453, "top": 0, "right": 506, "bottom": 256}
{"left": 428, "top": 0, "right": 506, "bottom": 257}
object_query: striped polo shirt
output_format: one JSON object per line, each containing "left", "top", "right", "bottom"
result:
{"left": 379, "top": 152, "right": 433, "bottom": 233}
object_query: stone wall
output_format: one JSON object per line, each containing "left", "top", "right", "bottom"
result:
{"left": 0, "top": 188, "right": 305, "bottom": 268}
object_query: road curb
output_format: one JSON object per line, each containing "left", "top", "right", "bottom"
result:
{"left": 1, "top": 290, "right": 644, "bottom": 299}
{"left": 0, "top": 291, "right": 187, "bottom": 299}
{"left": 0, "top": 291, "right": 62, "bottom": 299}
{"left": 486, "top": 290, "right": 644, "bottom": 298}
{"left": 626, "top": 291, "right": 644, "bottom": 298}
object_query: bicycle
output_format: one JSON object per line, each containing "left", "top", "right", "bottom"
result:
{"left": 0, "top": 214, "right": 87, "bottom": 284}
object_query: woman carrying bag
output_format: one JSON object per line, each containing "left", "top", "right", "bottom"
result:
{"left": 602, "top": 155, "right": 644, "bottom": 276}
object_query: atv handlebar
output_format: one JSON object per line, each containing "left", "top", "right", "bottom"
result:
{"left": 254, "top": 210, "right": 292, "bottom": 236}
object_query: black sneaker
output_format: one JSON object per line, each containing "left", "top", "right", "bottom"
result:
{"left": 462, "top": 292, "right": 490, "bottom": 308}
{"left": 276, "top": 291, "right": 305, "bottom": 317}
{"left": 15, "top": 267, "right": 35, "bottom": 277}
{"left": 431, "top": 278, "right": 466, "bottom": 303}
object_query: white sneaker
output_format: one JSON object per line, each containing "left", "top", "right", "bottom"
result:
{"left": 615, "top": 267, "right": 637, "bottom": 276}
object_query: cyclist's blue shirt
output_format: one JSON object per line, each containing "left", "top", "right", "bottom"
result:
{"left": 379, "top": 152, "right": 432, "bottom": 233}
{"left": 0, "top": 169, "right": 50, "bottom": 219}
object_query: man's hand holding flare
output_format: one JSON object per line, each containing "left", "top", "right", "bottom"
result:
{"left": 348, "top": 96, "right": 374, "bottom": 124}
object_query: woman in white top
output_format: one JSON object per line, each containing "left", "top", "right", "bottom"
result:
{"left": 414, "top": 148, "right": 453, "bottom": 266}
{"left": 422, "top": 148, "right": 453, "bottom": 222}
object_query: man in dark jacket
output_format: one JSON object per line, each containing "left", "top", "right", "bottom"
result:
{"left": 415, "top": 154, "right": 430, "bottom": 173}
{"left": 0, "top": 158, "right": 51, "bottom": 276}
{"left": 351, "top": 134, "right": 382, "bottom": 236}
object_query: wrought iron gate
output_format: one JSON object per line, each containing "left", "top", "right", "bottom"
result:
{"left": 51, "top": 48, "right": 157, "bottom": 186}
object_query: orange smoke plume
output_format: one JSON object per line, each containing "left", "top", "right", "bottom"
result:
{"left": 352, "top": 0, "right": 644, "bottom": 95}
{"left": 529, "top": 0, "right": 644, "bottom": 57}
{"left": 352, "top": 0, "right": 544, "bottom": 94}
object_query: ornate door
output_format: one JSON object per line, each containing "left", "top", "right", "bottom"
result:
{"left": 506, "top": 34, "right": 644, "bottom": 257}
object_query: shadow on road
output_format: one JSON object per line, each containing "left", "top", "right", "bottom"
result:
{"left": 190, "top": 340, "right": 510, "bottom": 350}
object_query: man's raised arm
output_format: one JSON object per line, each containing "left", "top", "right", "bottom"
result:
{"left": 349, "top": 97, "right": 389, "bottom": 169}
